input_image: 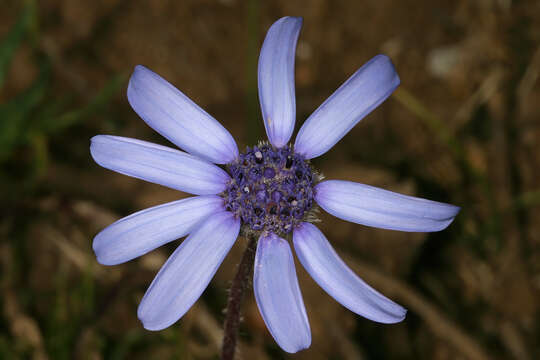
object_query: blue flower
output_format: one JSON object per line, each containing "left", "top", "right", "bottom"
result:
{"left": 90, "top": 17, "right": 460, "bottom": 353}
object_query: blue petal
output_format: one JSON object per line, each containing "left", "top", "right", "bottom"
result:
{"left": 315, "top": 180, "right": 460, "bottom": 232}
{"left": 253, "top": 232, "right": 311, "bottom": 353}
{"left": 293, "top": 223, "right": 406, "bottom": 323}
{"left": 137, "top": 211, "right": 240, "bottom": 330}
{"left": 294, "top": 55, "right": 400, "bottom": 159}
{"left": 90, "top": 135, "right": 230, "bottom": 195}
{"left": 127, "top": 65, "right": 238, "bottom": 164}
{"left": 258, "top": 17, "right": 302, "bottom": 148}
{"left": 93, "top": 196, "right": 225, "bottom": 265}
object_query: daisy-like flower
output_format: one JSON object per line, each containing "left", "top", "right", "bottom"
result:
{"left": 91, "top": 17, "right": 459, "bottom": 353}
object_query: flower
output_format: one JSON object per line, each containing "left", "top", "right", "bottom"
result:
{"left": 90, "top": 16, "right": 460, "bottom": 353}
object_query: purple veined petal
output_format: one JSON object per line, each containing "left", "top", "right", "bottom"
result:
{"left": 294, "top": 54, "right": 400, "bottom": 159}
{"left": 93, "top": 195, "right": 225, "bottom": 266}
{"left": 254, "top": 232, "right": 311, "bottom": 353}
{"left": 137, "top": 211, "right": 240, "bottom": 330}
{"left": 258, "top": 17, "right": 303, "bottom": 148}
{"left": 315, "top": 180, "right": 460, "bottom": 232}
{"left": 90, "top": 135, "right": 230, "bottom": 195}
{"left": 127, "top": 65, "right": 238, "bottom": 164}
{"left": 293, "top": 223, "right": 406, "bottom": 323}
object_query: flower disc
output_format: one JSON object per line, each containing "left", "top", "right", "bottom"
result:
{"left": 224, "top": 144, "right": 315, "bottom": 235}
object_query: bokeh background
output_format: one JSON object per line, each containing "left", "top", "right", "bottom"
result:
{"left": 2, "top": 0, "right": 540, "bottom": 359}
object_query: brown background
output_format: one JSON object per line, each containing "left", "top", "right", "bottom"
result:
{"left": 1, "top": 0, "right": 540, "bottom": 359}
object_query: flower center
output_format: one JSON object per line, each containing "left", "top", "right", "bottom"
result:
{"left": 223, "top": 144, "right": 315, "bottom": 235}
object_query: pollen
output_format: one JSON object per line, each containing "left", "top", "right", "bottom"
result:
{"left": 223, "top": 143, "right": 316, "bottom": 236}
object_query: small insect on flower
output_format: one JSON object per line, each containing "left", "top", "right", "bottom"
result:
{"left": 90, "top": 16, "right": 460, "bottom": 353}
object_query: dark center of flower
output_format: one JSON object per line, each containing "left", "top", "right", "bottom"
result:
{"left": 223, "top": 144, "right": 315, "bottom": 235}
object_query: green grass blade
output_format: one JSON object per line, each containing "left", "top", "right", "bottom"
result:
{"left": 39, "top": 73, "right": 126, "bottom": 134}
{"left": 0, "top": 2, "right": 36, "bottom": 88}
{"left": 0, "top": 62, "right": 49, "bottom": 161}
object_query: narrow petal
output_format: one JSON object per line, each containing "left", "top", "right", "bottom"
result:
{"left": 258, "top": 17, "right": 302, "bottom": 148}
{"left": 315, "top": 180, "right": 460, "bottom": 232}
{"left": 127, "top": 65, "right": 238, "bottom": 164}
{"left": 294, "top": 223, "right": 406, "bottom": 323}
{"left": 90, "top": 135, "right": 230, "bottom": 195}
{"left": 294, "top": 55, "right": 400, "bottom": 159}
{"left": 254, "top": 232, "right": 311, "bottom": 353}
{"left": 137, "top": 211, "right": 240, "bottom": 330}
{"left": 93, "top": 196, "right": 225, "bottom": 265}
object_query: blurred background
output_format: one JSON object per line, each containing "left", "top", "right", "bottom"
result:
{"left": 1, "top": 0, "right": 539, "bottom": 359}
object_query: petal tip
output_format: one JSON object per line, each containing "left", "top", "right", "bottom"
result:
{"left": 133, "top": 64, "right": 147, "bottom": 73}
{"left": 130, "top": 65, "right": 156, "bottom": 83}
{"left": 94, "top": 254, "right": 114, "bottom": 266}
{"left": 128, "top": 65, "right": 152, "bottom": 89}
{"left": 398, "top": 307, "right": 408, "bottom": 321}
{"left": 372, "top": 307, "right": 407, "bottom": 325}
{"left": 435, "top": 216, "right": 457, "bottom": 232}
{"left": 89, "top": 136, "right": 105, "bottom": 165}
{"left": 385, "top": 306, "right": 407, "bottom": 324}
{"left": 276, "top": 16, "right": 303, "bottom": 26}
{"left": 90, "top": 134, "right": 102, "bottom": 143}
{"left": 373, "top": 53, "right": 391, "bottom": 63}
{"left": 137, "top": 313, "right": 162, "bottom": 332}
{"left": 282, "top": 337, "right": 311, "bottom": 353}
{"left": 90, "top": 134, "right": 110, "bottom": 149}
{"left": 373, "top": 53, "right": 401, "bottom": 88}
{"left": 92, "top": 236, "right": 118, "bottom": 266}
{"left": 137, "top": 298, "right": 176, "bottom": 332}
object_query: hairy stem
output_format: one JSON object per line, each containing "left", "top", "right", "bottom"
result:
{"left": 221, "top": 235, "right": 257, "bottom": 360}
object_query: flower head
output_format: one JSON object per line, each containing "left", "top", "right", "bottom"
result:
{"left": 91, "top": 16, "right": 460, "bottom": 353}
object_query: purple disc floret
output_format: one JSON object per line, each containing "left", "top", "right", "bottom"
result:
{"left": 223, "top": 144, "right": 315, "bottom": 235}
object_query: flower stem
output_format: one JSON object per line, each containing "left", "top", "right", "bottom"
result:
{"left": 221, "top": 235, "right": 257, "bottom": 360}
